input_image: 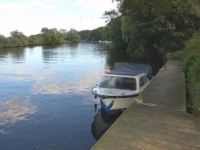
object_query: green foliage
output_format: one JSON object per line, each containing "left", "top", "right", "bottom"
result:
{"left": 41, "top": 27, "right": 65, "bottom": 45}
{"left": 166, "top": 51, "right": 183, "bottom": 60}
{"left": 40, "top": 27, "right": 81, "bottom": 44}
{"left": 108, "top": 16, "right": 127, "bottom": 49}
{"left": 0, "top": 34, "right": 6, "bottom": 48}
{"left": 87, "top": 27, "right": 105, "bottom": 41}
{"left": 119, "top": 0, "right": 200, "bottom": 58}
{"left": 65, "top": 28, "right": 81, "bottom": 43}
{"left": 0, "top": 27, "right": 82, "bottom": 48}
{"left": 28, "top": 34, "right": 43, "bottom": 46}
{"left": 102, "top": 10, "right": 127, "bottom": 49}
{"left": 78, "top": 30, "right": 90, "bottom": 41}
{"left": 0, "top": 30, "right": 42, "bottom": 48}
{"left": 182, "top": 30, "right": 200, "bottom": 111}
{"left": 102, "top": 9, "right": 119, "bottom": 23}
{"left": 103, "top": 0, "right": 200, "bottom": 59}
{"left": 10, "top": 30, "right": 28, "bottom": 46}
{"left": 100, "top": 26, "right": 110, "bottom": 41}
{"left": 78, "top": 27, "right": 110, "bottom": 42}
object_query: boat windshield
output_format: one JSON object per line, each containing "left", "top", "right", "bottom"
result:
{"left": 98, "top": 75, "right": 136, "bottom": 90}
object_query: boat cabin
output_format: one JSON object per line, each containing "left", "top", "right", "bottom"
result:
{"left": 97, "top": 73, "right": 148, "bottom": 93}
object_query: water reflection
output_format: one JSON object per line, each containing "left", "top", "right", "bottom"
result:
{"left": 0, "top": 47, "right": 25, "bottom": 63}
{"left": 0, "top": 96, "right": 37, "bottom": 128}
{"left": 42, "top": 44, "right": 80, "bottom": 62}
{"left": 31, "top": 68, "right": 105, "bottom": 95}
{"left": 91, "top": 108, "right": 122, "bottom": 140}
{"left": 41, "top": 43, "right": 109, "bottom": 63}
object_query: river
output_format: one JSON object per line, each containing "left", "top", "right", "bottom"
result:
{"left": 0, "top": 43, "right": 164, "bottom": 150}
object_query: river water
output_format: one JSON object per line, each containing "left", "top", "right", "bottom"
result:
{"left": 0, "top": 43, "right": 164, "bottom": 150}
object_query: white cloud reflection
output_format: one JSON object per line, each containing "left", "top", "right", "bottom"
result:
{"left": 0, "top": 129, "right": 6, "bottom": 134}
{"left": 3, "top": 63, "right": 106, "bottom": 95}
{"left": 31, "top": 68, "right": 105, "bottom": 95}
{"left": 0, "top": 96, "right": 37, "bottom": 128}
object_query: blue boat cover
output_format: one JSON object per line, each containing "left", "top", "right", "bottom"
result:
{"left": 106, "top": 63, "right": 152, "bottom": 80}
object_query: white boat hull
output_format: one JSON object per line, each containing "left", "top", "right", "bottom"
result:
{"left": 100, "top": 96, "right": 137, "bottom": 115}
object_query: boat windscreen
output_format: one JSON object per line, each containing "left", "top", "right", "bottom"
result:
{"left": 98, "top": 75, "right": 136, "bottom": 90}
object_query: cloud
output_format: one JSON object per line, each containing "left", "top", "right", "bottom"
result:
{"left": 73, "top": 0, "right": 88, "bottom": 6}
{"left": 0, "top": 2, "right": 32, "bottom": 15}
{"left": 7, "top": 14, "right": 105, "bottom": 36}
{"left": 0, "top": 0, "right": 57, "bottom": 16}
{"left": 43, "top": 0, "right": 66, "bottom": 3}
{"left": 24, "top": 0, "right": 56, "bottom": 11}
{"left": 73, "top": 0, "right": 117, "bottom": 12}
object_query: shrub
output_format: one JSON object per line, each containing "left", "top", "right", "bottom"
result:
{"left": 182, "top": 30, "right": 200, "bottom": 114}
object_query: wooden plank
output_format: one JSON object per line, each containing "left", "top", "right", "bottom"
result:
{"left": 94, "top": 140, "right": 140, "bottom": 150}
{"left": 116, "top": 114, "right": 200, "bottom": 140}
{"left": 105, "top": 134, "right": 170, "bottom": 150}
{"left": 127, "top": 105, "right": 197, "bottom": 125}
{"left": 122, "top": 113, "right": 200, "bottom": 131}
{"left": 92, "top": 147, "right": 106, "bottom": 150}
{"left": 114, "top": 121, "right": 200, "bottom": 147}
{"left": 107, "top": 130, "right": 199, "bottom": 150}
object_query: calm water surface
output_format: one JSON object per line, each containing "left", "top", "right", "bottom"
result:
{"left": 0, "top": 43, "right": 163, "bottom": 150}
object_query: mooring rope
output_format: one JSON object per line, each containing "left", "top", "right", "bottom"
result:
{"left": 134, "top": 98, "right": 156, "bottom": 107}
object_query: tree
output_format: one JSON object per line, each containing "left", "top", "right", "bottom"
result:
{"left": 87, "top": 27, "right": 103, "bottom": 41}
{"left": 102, "top": 9, "right": 119, "bottom": 23}
{"left": 9, "top": 30, "right": 28, "bottom": 46}
{"left": 41, "top": 27, "right": 48, "bottom": 33}
{"left": 102, "top": 10, "right": 127, "bottom": 48}
{"left": 41, "top": 27, "right": 65, "bottom": 45}
{"left": 108, "top": 16, "right": 127, "bottom": 49}
{"left": 118, "top": 0, "right": 200, "bottom": 58}
{"left": 188, "top": 0, "right": 200, "bottom": 17}
{"left": 78, "top": 30, "right": 90, "bottom": 41}
{"left": 28, "top": 34, "right": 42, "bottom": 46}
{"left": 0, "top": 34, "right": 6, "bottom": 48}
{"left": 66, "top": 28, "right": 81, "bottom": 43}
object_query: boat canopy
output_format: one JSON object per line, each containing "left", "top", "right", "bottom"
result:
{"left": 106, "top": 63, "right": 153, "bottom": 80}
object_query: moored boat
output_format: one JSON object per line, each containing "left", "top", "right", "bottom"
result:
{"left": 91, "top": 63, "right": 153, "bottom": 115}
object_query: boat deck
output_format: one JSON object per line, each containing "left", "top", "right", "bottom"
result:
{"left": 91, "top": 60, "right": 200, "bottom": 150}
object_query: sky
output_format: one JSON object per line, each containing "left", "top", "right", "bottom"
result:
{"left": 0, "top": 0, "right": 118, "bottom": 37}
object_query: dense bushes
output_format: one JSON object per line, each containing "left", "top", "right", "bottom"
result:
{"left": 182, "top": 30, "right": 200, "bottom": 115}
